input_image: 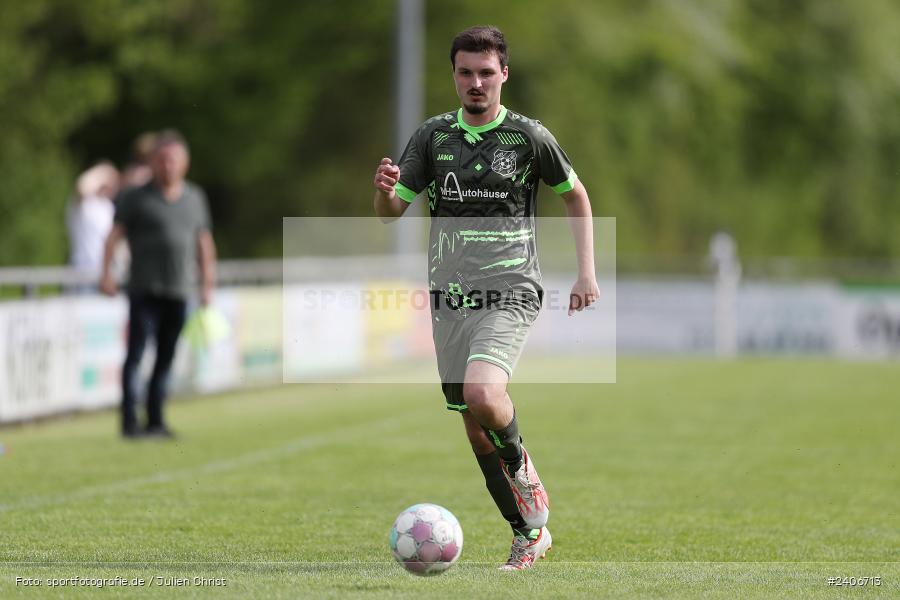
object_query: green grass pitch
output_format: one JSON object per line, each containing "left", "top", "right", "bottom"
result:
{"left": 1, "top": 359, "right": 898, "bottom": 598}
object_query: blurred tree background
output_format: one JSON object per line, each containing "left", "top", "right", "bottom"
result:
{"left": 1, "top": 0, "right": 898, "bottom": 265}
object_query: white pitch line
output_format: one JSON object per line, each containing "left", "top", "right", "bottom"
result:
{"left": 0, "top": 411, "right": 422, "bottom": 514}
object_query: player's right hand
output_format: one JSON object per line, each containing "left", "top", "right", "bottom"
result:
{"left": 374, "top": 157, "right": 400, "bottom": 194}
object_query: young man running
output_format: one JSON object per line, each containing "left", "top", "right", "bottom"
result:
{"left": 373, "top": 26, "right": 599, "bottom": 570}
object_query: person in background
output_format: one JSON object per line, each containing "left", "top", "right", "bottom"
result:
{"left": 66, "top": 161, "right": 120, "bottom": 288}
{"left": 100, "top": 130, "right": 217, "bottom": 439}
{"left": 120, "top": 132, "right": 157, "bottom": 190}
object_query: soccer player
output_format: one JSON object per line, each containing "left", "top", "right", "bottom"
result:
{"left": 373, "top": 26, "right": 599, "bottom": 570}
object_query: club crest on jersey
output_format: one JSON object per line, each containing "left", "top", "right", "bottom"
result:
{"left": 491, "top": 149, "right": 517, "bottom": 177}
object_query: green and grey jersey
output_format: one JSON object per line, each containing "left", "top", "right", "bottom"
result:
{"left": 395, "top": 105, "right": 577, "bottom": 316}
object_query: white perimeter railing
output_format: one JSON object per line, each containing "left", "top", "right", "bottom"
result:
{"left": 0, "top": 256, "right": 438, "bottom": 296}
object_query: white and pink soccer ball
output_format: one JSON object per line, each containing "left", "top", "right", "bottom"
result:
{"left": 389, "top": 503, "right": 463, "bottom": 575}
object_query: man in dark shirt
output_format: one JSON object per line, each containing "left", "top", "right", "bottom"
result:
{"left": 101, "top": 130, "right": 217, "bottom": 438}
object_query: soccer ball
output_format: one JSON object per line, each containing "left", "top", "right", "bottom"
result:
{"left": 389, "top": 503, "right": 463, "bottom": 575}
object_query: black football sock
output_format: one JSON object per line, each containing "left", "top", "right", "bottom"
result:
{"left": 483, "top": 411, "right": 523, "bottom": 475}
{"left": 475, "top": 451, "right": 526, "bottom": 530}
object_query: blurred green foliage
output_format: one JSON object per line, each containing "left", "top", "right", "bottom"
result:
{"left": 1, "top": 0, "right": 898, "bottom": 264}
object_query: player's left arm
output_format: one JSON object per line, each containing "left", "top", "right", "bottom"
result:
{"left": 197, "top": 229, "right": 217, "bottom": 306}
{"left": 561, "top": 179, "right": 600, "bottom": 316}
{"left": 195, "top": 189, "right": 217, "bottom": 306}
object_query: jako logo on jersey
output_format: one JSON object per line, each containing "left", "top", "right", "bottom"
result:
{"left": 489, "top": 347, "right": 510, "bottom": 360}
{"left": 437, "top": 153, "right": 454, "bottom": 161}
{"left": 491, "top": 149, "right": 517, "bottom": 177}
{"left": 440, "top": 172, "right": 463, "bottom": 202}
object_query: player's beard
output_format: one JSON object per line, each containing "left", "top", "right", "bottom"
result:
{"left": 463, "top": 102, "right": 488, "bottom": 115}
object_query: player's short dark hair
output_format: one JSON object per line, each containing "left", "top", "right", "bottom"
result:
{"left": 154, "top": 129, "right": 189, "bottom": 154}
{"left": 450, "top": 26, "right": 508, "bottom": 69}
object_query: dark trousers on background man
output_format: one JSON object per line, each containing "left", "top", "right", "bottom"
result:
{"left": 121, "top": 294, "right": 187, "bottom": 436}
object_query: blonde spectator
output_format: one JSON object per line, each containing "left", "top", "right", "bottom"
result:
{"left": 66, "top": 161, "right": 120, "bottom": 280}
